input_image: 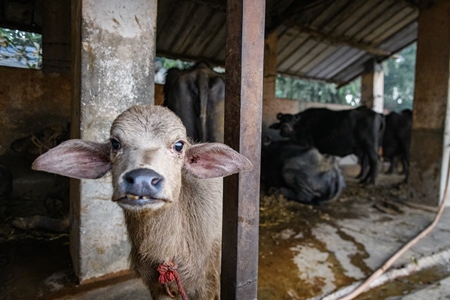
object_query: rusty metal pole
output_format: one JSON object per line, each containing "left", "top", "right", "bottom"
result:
{"left": 222, "top": 0, "right": 265, "bottom": 299}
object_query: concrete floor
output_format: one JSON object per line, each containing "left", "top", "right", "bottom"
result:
{"left": 1, "top": 172, "right": 450, "bottom": 300}
{"left": 257, "top": 173, "right": 450, "bottom": 300}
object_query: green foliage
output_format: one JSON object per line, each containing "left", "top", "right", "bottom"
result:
{"left": 0, "top": 28, "right": 42, "bottom": 69}
{"left": 275, "top": 75, "right": 360, "bottom": 106}
{"left": 275, "top": 43, "right": 417, "bottom": 112}
{"left": 156, "top": 56, "right": 193, "bottom": 70}
{"left": 382, "top": 43, "right": 416, "bottom": 112}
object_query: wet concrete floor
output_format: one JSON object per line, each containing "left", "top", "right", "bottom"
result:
{"left": 1, "top": 172, "right": 450, "bottom": 299}
{"left": 257, "top": 173, "right": 450, "bottom": 299}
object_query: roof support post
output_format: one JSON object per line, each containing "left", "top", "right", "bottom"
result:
{"left": 222, "top": 0, "right": 265, "bottom": 298}
{"left": 71, "top": 0, "right": 157, "bottom": 281}
{"left": 361, "top": 59, "right": 384, "bottom": 113}
{"left": 408, "top": 0, "right": 450, "bottom": 207}
{"left": 262, "top": 31, "right": 279, "bottom": 138}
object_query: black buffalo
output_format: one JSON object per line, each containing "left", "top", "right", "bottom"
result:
{"left": 355, "top": 110, "right": 385, "bottom": 180}
{"left": 382, "top": 109, "right": 412, "bottom": 179}
{"left": 270, "top": 106, "right": 383, "bottom": 183}
{"left": 164, "top": 62, "right": 224, "bottom": 143}
{"left": 261, "top": 140, "right": 345, "bottom": 204}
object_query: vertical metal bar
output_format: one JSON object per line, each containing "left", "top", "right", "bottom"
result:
{"left": 222, "top": 0, "right": 265, "bottom": 299}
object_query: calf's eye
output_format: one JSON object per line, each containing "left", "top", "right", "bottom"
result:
{"left": 110, "top": 138, "right": 121, "bottom": 151}
{"left": 173, "top": 141, "right": 184, "bottom": 152}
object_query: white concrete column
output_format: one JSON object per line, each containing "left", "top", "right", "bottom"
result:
{"left": 408, "top": 0, "right": 450, "bottom": 207}
{"left": 361, "top": 59, "right": 384, "bottom": 113}
{"left": 71, "top": 0, "right": 157, "bottom": 281}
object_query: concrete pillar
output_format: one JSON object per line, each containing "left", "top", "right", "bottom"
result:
{"left": 408, "top": 0, "right": 450, "bottom": 207}
{"left": 361, "top": 59, "right": 384, "bottom": 113}
{"left": 71, "top": 0, "right": 157, "bottom": 281}
{"left": 262, "top": 31, "right": 278, "bottom": 139}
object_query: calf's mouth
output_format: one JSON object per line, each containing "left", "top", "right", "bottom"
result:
{"left": 114, "top": 193, "right": 171, "bottom": 205}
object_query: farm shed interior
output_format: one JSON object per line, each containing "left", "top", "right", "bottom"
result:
{"left": 0, "top": 0, "right": 449, "bottom": 299}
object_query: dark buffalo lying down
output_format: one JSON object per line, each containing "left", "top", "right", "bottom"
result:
{"left": 261, "top": 140, "right": 345, "bottom": 204}
{"left": 382, "top": 109, "right": 412, "bottom": 179}
{"left": 164, "top": 61, "right": 225, "bottom": 143}
{"left": 270, "top": 106, "right": 383, "bottom": 183}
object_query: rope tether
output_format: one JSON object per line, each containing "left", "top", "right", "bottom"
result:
{"left": 157, "top": 259, "right": 188, "bottom": 300}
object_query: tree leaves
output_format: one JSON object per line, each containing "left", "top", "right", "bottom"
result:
{"left": 0, "top": 28, "right": 42, "bottom": 69}
{"left": 383, "top": 43, "right": 416, "bottom": 112}
{"left": 275, "top": 74, "right": 360, "bottom": 106}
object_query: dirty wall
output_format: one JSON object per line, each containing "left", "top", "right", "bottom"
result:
{"left": 0, "top": 79, "right": 164, "bottom": 158}
{"left": 0, "top": 67, "right": 72, "bottom": 156}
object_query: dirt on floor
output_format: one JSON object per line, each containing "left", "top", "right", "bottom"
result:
{"left": 257, "top": 172, "right": 446, "bottom": 300}
{"left": 0, "top": 229, "right": 72, "bottom": 300}
{"left": 0, "top": 158, "right": 73, "bottom": 300}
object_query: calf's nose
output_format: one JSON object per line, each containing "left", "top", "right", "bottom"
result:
{"left": 123, "top": 168, "right": 164, "bottom": 198}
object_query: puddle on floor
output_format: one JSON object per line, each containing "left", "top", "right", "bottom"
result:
{"left": 257, "top": 192, "right": 367, "bottom": 299}
{"left": 355, "top": 264, "right": 450, "bottom": 300}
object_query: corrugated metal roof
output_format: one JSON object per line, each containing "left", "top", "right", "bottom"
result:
{"left": 156, "top": 0, "right": 418, "bottom": 85}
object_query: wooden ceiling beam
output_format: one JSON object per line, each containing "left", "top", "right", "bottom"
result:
{"left": 286, "top": 20, "right": 391, "bottom": 57}
{"left": 266, "top": 0, "right": 334, "bottom": 36}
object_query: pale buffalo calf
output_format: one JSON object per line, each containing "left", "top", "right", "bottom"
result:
{"left": 32, "top": 105, "right": 252, "bottom": 300}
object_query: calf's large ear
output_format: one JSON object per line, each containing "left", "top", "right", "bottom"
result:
{"left": 32, "top": 140, "right": 111, "bottom": 179}
{"left": 184, "top": 143, "right": 253, "bottom": 179}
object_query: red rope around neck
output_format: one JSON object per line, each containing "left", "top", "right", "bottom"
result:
{"left": 157, "top": 259, "right": 188, "bottom": 300}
